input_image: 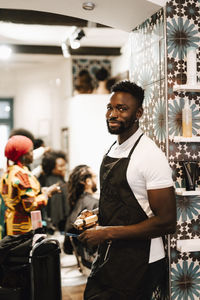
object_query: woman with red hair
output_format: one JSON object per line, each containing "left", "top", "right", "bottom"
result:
{"left": 0, "top": 135, "right": 48, "bottom": 235}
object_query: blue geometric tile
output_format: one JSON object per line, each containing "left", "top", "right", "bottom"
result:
{"left": 176, "top": 194, "right": 200, "bottom": 222}
{"left": 72, "top": 59, "right": 111, "bottom": 91}
{"left": 167, "top": 17, "right": 200, "bottom": 60}
{"left": 171, "top": 260, "right": 200, "bottom": 300}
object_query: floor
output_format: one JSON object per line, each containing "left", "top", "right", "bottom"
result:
{"left": 54, "top": 232, "right": 88, "bottom": 300}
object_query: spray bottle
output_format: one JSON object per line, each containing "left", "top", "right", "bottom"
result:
{"left": 182, "top": 99, "right": 192, "bottom": 137}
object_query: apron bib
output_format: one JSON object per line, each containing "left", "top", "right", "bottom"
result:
{"left": 85, "top": 134, "right": 151, "bottom": 299}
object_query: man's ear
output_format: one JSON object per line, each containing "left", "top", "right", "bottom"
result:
{"left": 136, "top": 107, "right": 143, "bottom": 119}
{"left": 85, "top": 177, "right": 92, "bottom": 187}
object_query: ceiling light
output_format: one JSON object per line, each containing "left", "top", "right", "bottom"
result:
{"left": 70, "top": 39, "right": 81, "bottom": 49}
{"left": 82, "top": 2, "right": 95, "bottom": 10}
{"left": 0, "top": 45, "right": 12, "bottom": 60}
{"left": 69, "top": 28, "right": 85, "bottom": 49}
{"left": 73, "top": 28, "right": 85, "bottom": 41}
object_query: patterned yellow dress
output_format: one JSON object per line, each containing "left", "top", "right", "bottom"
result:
{"left": 0, "top": 164, "right": 47, "bottom": 235}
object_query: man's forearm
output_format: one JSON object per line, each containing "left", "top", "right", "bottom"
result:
{"left": 105, "top": 216, "right": 176, "bottom": 241}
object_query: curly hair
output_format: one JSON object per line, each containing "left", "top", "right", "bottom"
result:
{"left": 42, "top": 151, "right": 67, "bottom": 176}
{"left": 111, "top": 80, "right": 144, "bottom": 107}
{"left": 67, "top": 165, "right": 92, "bottom": 212}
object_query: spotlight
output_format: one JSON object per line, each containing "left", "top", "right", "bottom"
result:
{"left": 69, "top": 28, "right": 85, "bottom": 50}
{"left": 75, "top": 29, "right": 85, "bottom": 41}
{"left": 69, "top": 39, "right": 81, "bottom": 50}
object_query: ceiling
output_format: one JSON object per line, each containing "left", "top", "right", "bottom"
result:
{"left": 0, "top": 0, "right": 166, "bottom": 61}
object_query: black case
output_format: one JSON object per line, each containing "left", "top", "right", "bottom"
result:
{"left": 0, "top": 232, "right": 62, "bottom": 300}
{"left": 30, "top": 238, "right": 62, "bottom": 300}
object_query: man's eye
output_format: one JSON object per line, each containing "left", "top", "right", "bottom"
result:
{"left": 118, "top": 107, "right": 127, "bottom": 112}
{"left": 107, "top": 106, "right": 112, "bottom": 111}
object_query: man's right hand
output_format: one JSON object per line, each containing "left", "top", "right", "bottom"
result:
{"left": 78, "top": 226, "right": 109, "bottom": 247}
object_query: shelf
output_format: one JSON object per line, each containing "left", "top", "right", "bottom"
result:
{"left": 176, "top": 188, "right": 200, "bottom": 196}
{"left": 173, "top": 136, "right": 200, "bottom": 143}
{"left": 173, "top": 84, "right": 200, "bottom": 92}
{"left": 177, "top": 239, "right": 200, "bottom": 252}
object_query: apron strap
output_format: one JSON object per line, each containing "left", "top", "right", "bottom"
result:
{"left": 127, "top": 133, "right": 143, "bottom": 159}
{"left": 106, "top": 134, "right": 143, "bottom": 157}
{"left": 105, "top": 141, "right": 117, "bottom": 155}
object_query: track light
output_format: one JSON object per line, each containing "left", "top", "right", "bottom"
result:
{"left": 61, "top": 42, "right": 70, "bottom": 58}
{"left": 69, "top": 39, "right": 80, "bottom": 50}
{"left": 61, "top": 27, "right": 86, "bottom": 56}
{"left": 69, "top": 28, "right": 85, "bottom": 50}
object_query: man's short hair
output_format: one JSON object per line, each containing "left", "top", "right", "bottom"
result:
{"left": 95, "top": 67, "right": 109, "bottom": 81}
{"left": 111, "top": 80, "right": 144, "bottom": 107}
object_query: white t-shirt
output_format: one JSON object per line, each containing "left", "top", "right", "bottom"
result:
{"left": 107, "top": 128, "right": 174, "bottom": 263}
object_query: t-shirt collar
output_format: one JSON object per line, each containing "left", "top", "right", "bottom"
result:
{"left": 115, "top": 128, "right": 143, "bottom": 150}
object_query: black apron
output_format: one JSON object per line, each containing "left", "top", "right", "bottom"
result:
{"left": 84, "top": 134, "right": 152, "bottom": 300}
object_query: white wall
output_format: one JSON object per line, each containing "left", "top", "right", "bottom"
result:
{"left": 0, "top": 56, "right": 72, "bottom": 144}
{"left": 65, "top": 94, "right": 115, "bottom": 182}
{"left": 0, "top": 56, "right": 72, "bottom": 169}
{"left": 111, "top": 37, "right": 131, "bottom": 78}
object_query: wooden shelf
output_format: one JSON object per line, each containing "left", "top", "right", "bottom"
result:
{"left": 176, "top": 188, "right": 200, "bottom": 196}
{"left": 177, "top": 239, "right": 200, "bottom": 252}
{"left": 173, "top": 84, "right": 200, "bottom": 92}
{"left": 173, "top": 136, "right": 200, "bottom": 143}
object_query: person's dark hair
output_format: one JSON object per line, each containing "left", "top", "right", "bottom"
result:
{"left": 9, "top": 128, "right": 35, "bottom": 143}
{"left": 111, "top": 80, "right": 144, "bottom": 107}
{"left": 75, "top": 69, "right": 93, "bottom": 94}
{"left": 95, "top": 67, "right": 109, "bottom": 81}
{"left": 78, "top": 70, "right": 90, "bottom": 77}
{"left": 67, "top": 165, "right": 92, "bottom": 212}
{"left": 42, "top": 151, "right": 66, "bottom": 176}
{"left": 106, "top": 77, "right": 117, "bottom": 93}
{"left": 34, "top": 138, "right": 44, "bottom": 149}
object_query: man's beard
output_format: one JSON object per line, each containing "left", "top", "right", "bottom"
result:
{"left": 92, "top": 185, "right": 97, "bottom": 193}
{"left": 106, "top": 116, "right": 137, "bottom": 135}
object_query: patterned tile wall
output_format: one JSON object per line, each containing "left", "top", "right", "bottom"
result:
{"left": 166, "top": 1, "right": 200, "bottom": 299}
{"left": 130, "top": 1, "right": 200, "bottom": 299}
{"left": 72, "top": 58, "right": 111, "bottom": 93}
{"left": 130, "top": 9, "right": 167, "bottom": 153}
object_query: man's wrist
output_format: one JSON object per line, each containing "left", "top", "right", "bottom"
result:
{"left": 104, "top": 226, "right": 115, "bottom": 241}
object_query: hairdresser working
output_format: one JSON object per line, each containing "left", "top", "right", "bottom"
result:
{"left": 79, "top": 81, "right": 176, "bottom": 300}
{"left": 0, "top": 135, "right": 52, "bottom": 235}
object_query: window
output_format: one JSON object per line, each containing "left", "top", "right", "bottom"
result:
{"left": 0, "top": 98, "right": 13, "bottom": 170}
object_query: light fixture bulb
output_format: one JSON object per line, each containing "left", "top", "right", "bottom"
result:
{"left": 82, "top": 2, "right": 95, "bottom": 10}
{"left": 0, "top": 45, "right": 12, "bottom": 60}
{"left": 70, "top": 39, "right": 81, "bottom": 50}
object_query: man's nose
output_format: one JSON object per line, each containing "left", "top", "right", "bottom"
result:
{"left": 109, "top": 108, "right": 118, "bottom": 118}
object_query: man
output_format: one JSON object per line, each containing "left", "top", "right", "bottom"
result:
{"left": 79, "top": 81, "right": 176, "bottom": 300}
{"left": 64, "top": 165, "right": 99, "bottom": 267}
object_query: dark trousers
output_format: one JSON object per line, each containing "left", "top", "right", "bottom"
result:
{"left": 84, "top": 258, "right": 168, "bottom": 300}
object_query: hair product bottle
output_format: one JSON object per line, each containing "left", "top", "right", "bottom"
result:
{"left": 182, "top": 99, "right": 192, "bottom": 137}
